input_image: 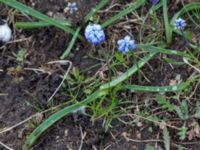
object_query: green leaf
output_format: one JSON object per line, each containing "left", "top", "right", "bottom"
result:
{"left": 25, "top": 90, "right": 107, "bottom": 148}
{"left": 170, "top": 2, "right": 200, "bottom": 43}
{"left": 60, "top": 27, "right": 81, "bottom": 59}
{"left": 178, "top": 125, "right": 187, "bottom": 140}
{"left": 156, "top": 95, "right": 175, "bottom": 111}
{"left": 183, "top": 31, "right": 193, "bottom": 41}
{"left": 136, "top": 44, "right": 187, "bottom": 56}
{"left": 15, "top": 21, "right": 71, "bottom": 29}
{"left": 16, "top": 49, "right": 26, "bottom": 62}
{"left": 149, "top": 2, "right": 162, "bottom": 14}
{"left": 162, "top": 0, "right": 171, "bottom": 44}
{"left": 101, "top": 0, "right": 145, "bottom": 28}
{"left": 0, "top": 0, "right": 84, "bottom": 40}
{"left": 122, "top": 82, "right": 189, "bottom": 93}
{"left": 145, "top": 145, "right": 155, "bottom": 150}
{"left": 163, "top": 57, "right": 185, "bottom": 65}
{"left": 175, "top": 100, "right": 189, "bottom": 120}
{"left": 85, "top": 0, "right": 109, "bottom": 22}
{"left": 194, "top": 102, "right": 200, "bottom": 118}
{"left": 100, "top": 52, "right": 156, "bottom": 90}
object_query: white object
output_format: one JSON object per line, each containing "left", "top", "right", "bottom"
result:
{"left": 72, "top": 106, "right": 86, "bottom": 114}
{"left": 0, "top": 22, "right": 12, "bottom": 42}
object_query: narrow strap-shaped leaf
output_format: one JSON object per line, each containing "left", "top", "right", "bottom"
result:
{"left": 170, "top": 2, "right": 200, "bottom": 28}
{"left": 149, "top": 2, "right": 162, "bottom": 14}
{"left": 25, "top": 90, "right": 107, "bottom": 148}
{"left": 85, "top": 0, "right": 109, "bottom": 22}
{"left": 121, "top": 82, "right": 189, "bottom": 92}
{"left": 60, "top": 27, "right": 81, "bottom": 59}
{"left": 169, "top": 2, "right": 200, "bottom": 44}
{"left": 100, "top": 52, "right": 157, "bottom": 90}
{"left": 15, "top": 21, "right": 71, "bottom": 29}
{"left": 0, "top": 0, "right": 84, "bottom": 40}
{"left": 101, "top": 0, "right": 145, "bottom": 28}
{"left": 136, "top": 44, "right": 188, "bottom": 56}
{"left": 162, "top": 0, "right": 171, "bottom": 44}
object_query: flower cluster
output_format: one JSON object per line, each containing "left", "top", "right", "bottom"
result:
{"left": 0, "top": 20, "right": 12, "bottom": 43}
{"left": 175, "top": 18, "right": 186, "bottom": 30}
{"left": 85, "top": 24, "right": 105, "bottom": 46}
{"left": 150, "top": 0, "right": 160, "bottom": 5}
{"left": 85, "top": 24, "right": 136, "bottom": 53}
{"left": 117, "top": 36, "right": 136, "bottom": 53}
{"left": 84, "top": 18, "right": 188, "bottom": 53}
{"left": 67, "top": 2, "right": 78, "bottom": 14}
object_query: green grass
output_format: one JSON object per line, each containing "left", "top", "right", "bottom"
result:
{"left": 0, "top": 0, "right": 200, "bottom": 149}
{"left": 0, "top": 0, "right": 85, "bottom": 40}
{"left": 101, "top": 0, "right": 145, "bottom": 28}
{"left": 15, "top": 21, "right": 71, "bottom": 29}
{"left": 60, "top": 27, "right": 81, "bottom": 59}
{"left": 162, "top": 0, "right": 171, "bottom": 44}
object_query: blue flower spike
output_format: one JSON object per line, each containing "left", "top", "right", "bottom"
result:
{"left": 117, "top": 35, "right": 136, "bottom": 54}
{"left": 85, "top": 24, "right": 105, "bottom": 46}
{"left": 175, "top": 18, "right": 186, "bottom": 30}
{"left": 150, "top": 0, "right": 160, "bottom": 5}
{"left": 67, "top": 2, "right": 78, "bottom": 14}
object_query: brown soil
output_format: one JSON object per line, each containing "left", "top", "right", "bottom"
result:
{"left": 0, "top": 0, "right": 200, "bottom": 150}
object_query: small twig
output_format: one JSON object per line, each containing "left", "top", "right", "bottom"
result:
{"left": 189, "top": 80, "right": 200, "bottom": 98}
{"left": 126, "top": 113, "right": 180, "bottom": 130}
{"left": 47, "top": 60, "right": 72, "bottom": 102}
{"left": 78, "top": 126, "right": 87, "bottom": 150}
{"left": 0, "top": 103, "right": 64, "bottom": 134}
{"left": 0, "top": 61, "right": 72, "bottom": 134}
{"left": 183, "top": 58, "right": 200, "bottom": 73}
{"left": 123, "top": 132, "right": 162, "bottom": 143}
{"left": 0, "top": 93, "right": 8, "bottom": 96}
{"left": 6, "top": 37, "right": 31, "bottom": 44}
{"left": 24, "top": 68, "right": 51, "bottom": 75}
{"left": 0, "top": 141, "right": 14, "bottom": 150}
{"left": 99, "top": 3, "right": 121, "bottom": 13}
{"left": 0, "top": 38, "right": 31, "bottom": 49}
{"left": 123, "top": 133, "right": 190, "bottom": 150}
{"left": 178, "top": 141, "right": 200, "bottom": 145}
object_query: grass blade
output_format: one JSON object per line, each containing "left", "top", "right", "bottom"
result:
{"left": 100, "top": 52, "right": 156, "bottom": 90}
{"left": 122, "top": 82, "right": 189, "bottom": 92}
{"left": 0, "top": 0, "right": 84, "bottom": 40}
{"left": 162, "top": 0, "right": 171, "bottom": 44}
{"left": 60, "top": 27, "right": 81, "bottom": 59}
{"left": 85, "top": 0, "right": 109, "bottom": 22}
{"left": 149, "top": 2, "right": 162, "bottom": 14}
{"left": 170, "top": 2, "right": 200, "bottom": 43}
{"left": 15, "top": 21, "right": 71, "bottom": 29}
{"left": 136, "top": 44, "right": 187, "bottom": 56}
{"left": 170, "top": 2, "right": 200, "bottom": 27}
{"left": 101, "top": 0, "right": 145, "bottom": 28}
{"left": 25, "top": 90, "right": 107, "bottom": 148}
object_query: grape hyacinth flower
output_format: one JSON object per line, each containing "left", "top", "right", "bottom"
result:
{"left": 67, "top": 2, "right": 78, "bottom": 14}
{"left": 117, "top": 35, "right": 136, "bottom": 53}
{"left": 0, "top": 20, "right": 12, "bottom": 43}
{"left": 150, "top": 0, "right": 160, "bottom": 5}
{"left": 85, "top": 24, "right": 105, "bottom": 46}
{"left": 175, "top": 18, "right": 186, "bottom": 30}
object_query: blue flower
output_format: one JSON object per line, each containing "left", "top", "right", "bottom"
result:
{"left": 85, "top": 24, "right": 105, "bottom": 45}
{"left": 175, "top": 18, "right": 186, "bottom": 30}
{"left": 117, "top": 35, "right": 136, "bottom": 53}
{"left": 150, "top": 0, "right": 160, "bottom": 5}
{"left": 67, "top": 2, "right": 78, "bottom": 14}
